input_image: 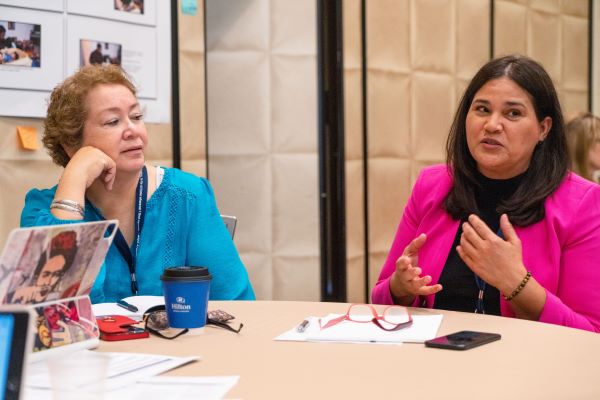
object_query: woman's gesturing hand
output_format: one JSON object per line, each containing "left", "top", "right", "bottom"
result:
{"left": 389, "top": 233, "right": 443, "bottom": 305}
{"left": 456, "top": 214, "right": 527, "bottom": 296}
{"left": 64, "top": 146, "right": 117, "bottom": 191}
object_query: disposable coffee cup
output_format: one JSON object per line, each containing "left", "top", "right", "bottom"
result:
{"left": 160, "top": 266, "right": 211, "bottom": 329}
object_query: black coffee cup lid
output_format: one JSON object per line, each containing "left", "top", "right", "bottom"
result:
{"left": 160, "top": 266, "right": 212, "bottom": 281}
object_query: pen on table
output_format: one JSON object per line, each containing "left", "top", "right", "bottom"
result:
{"left": 117, "top": 299, "right": 139, "bottom": 313}
{"left": 296, "top": 319, "right": 310, "bottom": 333}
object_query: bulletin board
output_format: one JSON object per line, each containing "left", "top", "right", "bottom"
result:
{"left": 0, "top": 0, "right": 171, "bottom": 123}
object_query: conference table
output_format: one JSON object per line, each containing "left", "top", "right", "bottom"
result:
{"left": 100, "top": 301, "right": 600, "bottom": 399}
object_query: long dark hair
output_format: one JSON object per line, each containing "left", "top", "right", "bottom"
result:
{"left": 445, "top": 55, "right": 569, "bottom": 226}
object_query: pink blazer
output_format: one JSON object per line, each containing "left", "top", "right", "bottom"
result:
{"left": 372, "top": 164, "right": 600, "bottom": 332}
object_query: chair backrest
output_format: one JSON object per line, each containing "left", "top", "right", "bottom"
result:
{"left": 221, "top": 215, "right": 237, "bottom": 239}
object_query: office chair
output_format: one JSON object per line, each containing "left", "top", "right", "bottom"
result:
{"left": 221, "top": 215, "right": 237, "bottom": 239}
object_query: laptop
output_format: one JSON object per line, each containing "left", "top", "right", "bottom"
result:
{"left": 0, "top": 221, "right": 117, "bottom": 361}
{"left": 0, "top": 306, "right": 33, "bottom": 400}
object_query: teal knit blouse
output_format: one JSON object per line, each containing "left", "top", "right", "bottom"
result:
{"left": 21, "top": 167, "right": 255, "bottom": 303}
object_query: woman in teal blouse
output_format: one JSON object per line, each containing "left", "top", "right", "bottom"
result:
{"left": 21, "top": 64, "right": 255, "bottom": 303}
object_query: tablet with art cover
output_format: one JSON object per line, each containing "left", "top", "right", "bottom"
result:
{"left": 0, "top": 221, "right": 117, "bottom": 360}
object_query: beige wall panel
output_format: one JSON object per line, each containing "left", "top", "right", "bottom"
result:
{"left": 0, "top": 118, "right": 45, "bottom": 161}
{"left": 562, "top": 15, "right": 589, "bottom": 91}
{"left": 366, "top": 0, "right": 410, "bottom": 73}
{"left": 346, "top": 160, "right": 365, "bottom": 259}
{"left": 344, "top": 0, "right": 362, "bottom": 69}
{"left": 456, "top": 0, "right": 491, "bottom": 80}
{"left": 0, "top": 160, "right": 62, "bottom": 249}
{"left": 206, "top": 0, "right": 318, "bottom": 300}
{"left": 494, "top": 1, "right": 527, "bottom": 56}
{"left": 530, "top": 10, "right": 561, "bottom": 83}
{"left": 412, "top": 0, "right": 455, "bottom": 73}
{"left": 145, "top": 123, "right": 173, "bottom": 161}
{"left": 180, "top": 160, "right": 205, "bottom": 177}
{"left": 271, "top": 56, "right": 317, "bottom": 153}
{"left": 530, "top": 0, "right": 560, "bottom": 13}
{"left": 562, "top": 0, "right": 588, "bottom": 17}
{"left": 205, "top": 0, "right": 268, "bottom": 51}
{"left": 207, "top": 53, "right": 269, "bottom": 155}
{"left": 456, "top": 78, "right": 470, "bottom": 104}
{"left": 179, "top": 2, "right": 204, "bottom": 53}
{"left": 561, "top": 90, "right": 588, "bottom": 117}
{"left": 347, "top": 255, "right": 366, "bottom": 303}
{"left": 344, "top": 70, "right": 363, "bottom": 160}
{"left": 239, "top": 252, "right": 272, "bottom": 299}
{"left": 272, "top": 154, "right": 319, "bottom": 257}
{"left": 271, "top": 0, "right": 316, "bottom": 54}
{"left": 411, "top": 73, "right": 455, "bottom": 161}
{"left": 367, "top": 158, "right": 411, "bottom": 255}
{"left": 209, "top": 154, "right": 271, "bottom": 252}
{"left": 368, "top": 253, "right": 388, "bottom": 296}
{"left": 368, "top": 71, "right": 411, "bottom": 158}
{"left": 179, "top": 51, "right": 205, "bottom": 161}
{"left": 272, "top": 256, "right": 320, "bottom": 300}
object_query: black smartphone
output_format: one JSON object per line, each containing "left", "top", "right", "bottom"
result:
{"left": 425, "top": 330, "right": 501, "bottom": 350}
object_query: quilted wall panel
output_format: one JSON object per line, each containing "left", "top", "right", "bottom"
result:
{"left": 205, "top": 0, "right": 319, "bottom": 300}
{"left": 494, "top": 0, "right": 589, "bottom": 115}
{"left": 362, "top": 0, "right": 490, "bottom": 298}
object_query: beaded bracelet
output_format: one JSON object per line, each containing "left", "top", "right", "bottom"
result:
{"left": 504, "top": 271, "right": 532, "bottom": 301}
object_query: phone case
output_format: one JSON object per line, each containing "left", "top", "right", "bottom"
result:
{"left": 425, "top": 330, "right": 501, "bottom": 350}
{"left": 97, "top": 315, "right": 149, "bottom": 341}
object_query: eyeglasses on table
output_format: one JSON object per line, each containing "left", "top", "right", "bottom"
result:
{"left": 319, "top": 304, "right": 413, "bottom": 331}
{"left": 143, "top": 306, "right": 243, "bottom": 340}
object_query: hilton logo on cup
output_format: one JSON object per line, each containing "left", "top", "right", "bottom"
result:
{"left": 171, "top": 296, "right": 191, "bottom": 312}
{"left": 160, "top": 266, "right": 211, "bottom": 328}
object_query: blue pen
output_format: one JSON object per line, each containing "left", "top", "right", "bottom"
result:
{"left": 117, "top": 299, "right": 138, "bottom": 313}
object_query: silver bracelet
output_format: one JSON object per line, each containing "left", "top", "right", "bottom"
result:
{"left": 50, "top": 199, "right": 85, "bottom": 218}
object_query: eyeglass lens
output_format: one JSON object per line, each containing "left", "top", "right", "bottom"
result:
{"left": 348, "top": 305, "right": 376, "bottom": 322}
{"left": 348, "top": 305, "right": 410, "bottom": 324}
{"left": 382, "top": 307, "right": 410, "bottom": 324}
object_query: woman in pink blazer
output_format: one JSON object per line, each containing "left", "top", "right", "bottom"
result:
{"left": 372, "top": 55, "right": 600, "bottom": 332}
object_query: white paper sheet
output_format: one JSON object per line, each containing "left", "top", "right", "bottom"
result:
{"left": 27, "top": 349, "right": 199, "bottom": 391}
{"left": 92, "top": 295, "right": 165, "bottom": 320}
{"left": 25, "top": 376, "right": 239, "bottom": 400}
{"left": 275, "top": 314, "right": 443, "bottom": 344}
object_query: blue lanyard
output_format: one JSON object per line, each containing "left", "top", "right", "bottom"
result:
{"left": 473, "top": 228, "right": 504, "bottom": 314}
{"left": 87, "top": 166, "right": 147, "bottom": 295}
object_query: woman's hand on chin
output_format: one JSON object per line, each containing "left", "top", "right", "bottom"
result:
{"left": 64, "top": 146, "right": 116, "bottom": 191}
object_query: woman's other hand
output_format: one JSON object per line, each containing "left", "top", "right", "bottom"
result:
{"left": 389, "top": 233, "right": 443, "bottom": 306}
{"left": 457, "top": 214, "right": 526, "bottom": 295}
{"left": 51, "top": 146, "right": 116, "bottom": 220}
{"left": 457, "top": 214, "right": 546, "bottom": 320}
{"left": 63, "top": 146, "right": 116, "bottom": 191}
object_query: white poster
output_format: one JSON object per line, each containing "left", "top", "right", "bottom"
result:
{"left": 0, "top": 7, "right": 63, "bottom": 91}
{"left": 0, "top": 0, "right": 63, "bottom": 12}
{"left": 67, "top": 16, "right": 157, "bottom": 99}
{"left": 0, "top": 0, "right": 170, "bottom": 123}
{"left": 67, "top": 0, "right": 156, "bottom": 27}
